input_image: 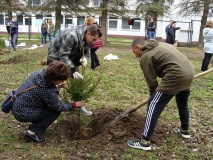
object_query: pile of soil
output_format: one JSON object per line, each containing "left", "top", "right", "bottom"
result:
{"left": 48, "top": 107, "right": 169, "bottom": 159}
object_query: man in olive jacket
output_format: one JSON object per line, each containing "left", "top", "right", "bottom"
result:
{"left": 47, "top": 24, "right": 102, "bottom": 79}
{"left": 127, "top": 39, "right": 194, "bottom": 150}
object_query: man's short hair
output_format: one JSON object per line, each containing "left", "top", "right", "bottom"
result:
{"left": 132, "top": 38, "right": 145, "bottom": 49}
{"left": 87, "top": 24, "right": 102, "bottom": 37}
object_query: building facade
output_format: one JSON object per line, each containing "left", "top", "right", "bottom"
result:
{"left": 0, "top": 0, "right": 204, "bottom": 44}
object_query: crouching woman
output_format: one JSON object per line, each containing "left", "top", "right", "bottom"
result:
{"left": 11, "top": 61, "right": 83, "bottom": 142}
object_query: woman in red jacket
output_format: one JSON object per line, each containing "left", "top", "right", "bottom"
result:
{"left": 84, "top": 16, "right": 103, "bottom": 70}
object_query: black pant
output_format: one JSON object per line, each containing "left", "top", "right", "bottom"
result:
{"left": 201, "top": 52, "right": 213, "bottom": 71}
{"left": 30, "top": 108, "right": 61, "bottom": 135}
{"left": 90, "top": 48, "right": 100, "bottom": 69}
{"left": 142, "top": 90, "right": 190, "bottom": 141}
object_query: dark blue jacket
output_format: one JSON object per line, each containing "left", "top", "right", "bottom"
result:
{"left": 41, "top": 25, "right": 47, "bottom": 34}
{"left": 12, "top": 69, "right": 73, "bottom": 122}
{"left": 10, "top": 21, "right": 18, "bottom": 34}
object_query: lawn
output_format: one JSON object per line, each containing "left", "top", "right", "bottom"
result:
{"left": 0, "top": 39, "right": 212, "bottom": 159}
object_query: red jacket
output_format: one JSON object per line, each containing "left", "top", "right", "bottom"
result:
{"left": 93, "top": 38, "right": 103, "bottom": 48}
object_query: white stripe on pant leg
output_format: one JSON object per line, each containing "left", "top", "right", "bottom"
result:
{"left": 144, "top": 92, "right": 161, "bottom": 137}
{"left": 143, "top": 92, "right": 162, "bottom": 137}
{"left": 144, "top": 92, "right": 161, "bottom": 132}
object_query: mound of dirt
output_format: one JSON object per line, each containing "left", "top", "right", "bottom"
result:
{"left": 50, "top": 107, "right": 167, "bottom": 144}
{"left": 45, "top": 107, "right": 172, "bottom": 159}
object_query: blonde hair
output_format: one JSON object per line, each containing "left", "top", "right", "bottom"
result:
{"left": 84, "top": 16, "right": 96, "bottom": 26}
{"left": 206, "top": 20, "right": 213, "bottom": 28}
{"left": 48, "top": 19, "right": 52, "bottom": 24}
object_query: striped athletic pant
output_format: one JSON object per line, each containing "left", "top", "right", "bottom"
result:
{"left": 142, "top": 90, "right": 190, "bottom": 141}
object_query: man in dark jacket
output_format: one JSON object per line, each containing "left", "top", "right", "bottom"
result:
{"left": 166, "top": 21, "right": 180, "bottom": 45}
{"left": 127, "top": 39, "right": 194, "bottom": 150}
{"left": 147, "top": 18, "right": 155, "bottom": 40}
{"left": 6, "top": 15, "right": 19, "bottom": 52}
{"left": 47, "top": 24, "right": 102, "bottom": 79}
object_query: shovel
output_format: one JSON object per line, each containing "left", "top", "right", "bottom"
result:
{"left": 110, "top": 68, "right": 213, "bottom": 125}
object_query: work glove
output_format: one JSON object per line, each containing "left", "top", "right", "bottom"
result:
{"left": 71, "top": 68, "right": 83, "bottom": 79}
{"left": 79, "top": 57, "right": 88, "bottom": 66}
{"left": 72, "top": 101, "right": 83, "bottom": 108}
{"left": 81, "top": 107, "right": 93, "bottom": 116}
{"left": 73, "top": 71, "right": 83, "bottom": 79}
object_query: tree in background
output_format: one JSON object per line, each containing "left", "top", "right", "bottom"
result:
{"left": 0, "top": 0, "right": 26, "bottom": 21}
{"left": 175, "top": 0, "right": 213, "bottom": 48}
{"left": 135, "top": 0, "right": 174, "bottom": 28}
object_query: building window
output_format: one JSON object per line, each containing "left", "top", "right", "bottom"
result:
{"left": 108, "top": 18, "right": 117, "bottom": 29}
{"left": 132, "top": 19, "right": 141, "bottom": 30}
{"left": 0, "top": 14, "right": 4, "bottom": 25}
{"left": 24, "top": 16, "right": 32, "bottom": 25}
{"left": 122, "top": 19, "right": 130, "bottom": 29}
{"left": 65, "top": 15, "right": 73, "bottom": 28}
{"left": 36, "top": 15, "right": 43, "bottom": 26}
{"left": 77, "top": 16, "right": 85, "bottom": 25}
{"left": 17, "top": 15, "right": 23, "bottom": 25}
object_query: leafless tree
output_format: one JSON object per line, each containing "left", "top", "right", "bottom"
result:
{"left": 175, "top": 0, "right": 213, "bottom": 47}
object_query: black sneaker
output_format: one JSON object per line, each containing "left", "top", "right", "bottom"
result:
{"left": 174, "top": 127, "right": 190, "bottom": 139}
{"left": 127, "top": 138, "right": 151, "bottom": 150}
{"left": 24, "top": 130, "right": 45, "bottom": 142}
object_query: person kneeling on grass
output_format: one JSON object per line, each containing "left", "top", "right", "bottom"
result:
{"left": 11, "top": 61, "right": 83, "bottom": 142}
{"left": 127, "top": 38, "right": 194, "bottom": 150}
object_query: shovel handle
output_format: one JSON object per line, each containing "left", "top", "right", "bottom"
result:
{"left": 126, "top": 68, "right": 213, "bottom": 115}
{"left": 194, "top": 68, "right": 213, "bottom": 79}
{"left": 127, "top": 99, "right": 148, "bottom": 115}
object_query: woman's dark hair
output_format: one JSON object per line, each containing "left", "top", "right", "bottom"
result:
{"left": 46, "top": 61, "right": 70, "bottom": 81}
{"left": 87, "top": 24, "right": 102, "bottom": 37}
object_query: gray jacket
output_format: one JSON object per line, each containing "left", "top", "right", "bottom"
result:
{"left": 48, "top": 25, "right": 91, "bottom": 70}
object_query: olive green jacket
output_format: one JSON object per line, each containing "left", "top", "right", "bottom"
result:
{"left": 140, "top": 40, "right": 194, "bottom": 95}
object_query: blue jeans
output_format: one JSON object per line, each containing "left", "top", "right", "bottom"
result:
{"left": 148, "top": 31, "right": 155, "bottom": 40}
{"left": 201, "top": 52, "right": 213, "bottom": 71}
{"left": 11, "top": 32, "right": 18, "bottom": 52}
{"left": 41, "top": 33, "right": 47, "bottom": 45}
{"left": 48, "top": 35, "right": 53, "bottom": 44}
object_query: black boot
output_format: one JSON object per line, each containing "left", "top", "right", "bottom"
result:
{"left": 24, "top": 130, "right": 45, "bottom": 142}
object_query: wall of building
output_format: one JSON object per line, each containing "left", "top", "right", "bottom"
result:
{"left": 0, "top": 13, "right": 201, "bottom": 43}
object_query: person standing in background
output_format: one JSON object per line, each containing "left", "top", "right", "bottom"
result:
{"left": 41, "top": 20, "right": 48, "bottom": 46}
{"left": 47, "top": 19, "right": 55, "bottom": 44}
{"left": 165, "top": 20, "right": 173, "bottom": 35}
{"left": 84, "top": 16, "right": 103, "bottom": 70}
{"left": 201, "top": 20, "right": 213, "bottom": 71}
{"left": 6, "top": 15, "right": 19, "bottom": 53}
{"left": 147, "top": 18, "right": 155, "bottom": 40}
{"left": 166, "top": 21, "right": 180, "bottom": 45}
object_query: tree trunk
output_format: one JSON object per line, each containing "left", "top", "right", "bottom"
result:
{"left": 5, "top": 0, "right": 12, "bottom": 21}
{"left": 197, "top": 0, "right": 210, "bottom": 48}
{"left": 101, "top": 0, "right": 108, "bottom": 46}
{"left": 55, "top": 0, "right": 62, "bottom": 33}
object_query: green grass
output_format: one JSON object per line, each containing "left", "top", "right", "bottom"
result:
{"left": 0, "top": 39, "right": 212, "bottom": 159}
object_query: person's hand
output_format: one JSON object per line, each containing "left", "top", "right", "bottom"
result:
{"left": 72, "top": 101, "right": 83, "bottom": 108}
{"left": 80, "top": 57, "right": 87, "bottom": 66}
{"left": 73, "top": 71, "right": 83, "bottom": 79}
